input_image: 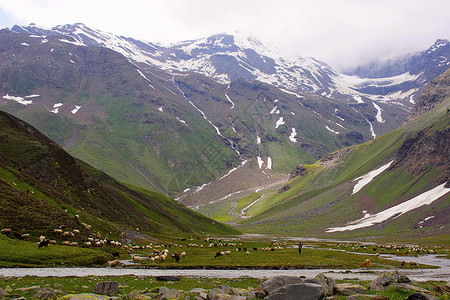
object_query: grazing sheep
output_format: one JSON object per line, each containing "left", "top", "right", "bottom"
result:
{"left": 49, "top": 240, "right": 57, "bottom": 245}
{"left": 246, "top": 251, "right": 250, "bottom": 255}
{"left": 107, "top": 260, "right": 123, "bottom": 267}
{"left": 225, "top": 250, "right": 231, "bottom": 256}
{"left": 38, "top": 239, "right": 50, "bottom": 249}
{"left": 180, "top": 252, "right": 186, "bottom": 257}
{"left": 171, "top": 253, "right": 181, "bottom": 263}
{"left": 215, "top": 251, "right": 225, "bottom": 258}
{"left": 132, "top": 256, "right": 141, "bottom": 263}
{"left": 409, "top": 261, "right": 420, "bottom": 268}
{"left": 21, "top": 233, "right": 30, "bottom": 240}
{"left": 63, "top": 241, "right": 70, "bottom": 246}
{"left": 69, "top": 242, "right": 78, "bottom": 247}
{"left": 54, "top": 229, "right": 63, "bottom": 235}
{"left": 62, "top": 231, "right": 70, "bottom": 238}
{"left": 84, "top": 242, "right": 92, "bottom": 247}
{"left": 360, "top": 259, "right": 371, "bottom": 269}
{"left": 1, "top": 228, "right": 12, "bottom": 235}
{"left": 73, "top": 229, "right": 80, "bottom": 235}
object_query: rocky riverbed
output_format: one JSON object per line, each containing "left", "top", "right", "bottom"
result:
{"left": 1, "top": 271, "right": 449, "bottom": 299}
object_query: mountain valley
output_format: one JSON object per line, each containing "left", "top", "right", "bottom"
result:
{"left": 0, "top": 23, "right": 449, "bottom": 241}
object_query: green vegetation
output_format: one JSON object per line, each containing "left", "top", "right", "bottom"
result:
{"left": 0, "top": 235, "right": 111, "bottom": 267}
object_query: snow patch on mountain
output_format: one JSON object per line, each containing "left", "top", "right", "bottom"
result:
{"left": 266, "top": 157, "right": 272, "bottom": 170}
{"left": 327, "top": 182, "right": 450, "bottom": 232}
{"left": 275, "top": 117, "right": 285, "bottom": 129}
{"left": 352, "top": 161, "right": 393, "bottom": 195}
{"left": 71, "top": 105, "right": 81, "bottom": 114}
{"left": 3, "top": 94, "right": 33, "bottom": 105}
{"left": 373, "top": 102, "right": 384, "bottom": 123}
{"left": 289, "top": 128, "right": 298, "bottom": 142}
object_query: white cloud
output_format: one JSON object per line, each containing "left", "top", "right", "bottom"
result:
{"left": 0, "top": 0, "right": 449, "bottom": 70}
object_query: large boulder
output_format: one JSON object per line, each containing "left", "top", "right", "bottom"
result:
{"left": 156, "top": 276, "right": 180, "bottom": 282}
{"left": 93, "top": 281, "right": 119, "bottom": 296}
{"left": 334, "top": 283, "right": 368, "bottom": 296}
{"left": 0, "top": 287, "right": 8, "bottom": 297}
{"left": 158, "top": 287, "right": 182, "bottom": 300}
{"left": 370, "top": 271, "right": 411, "bottom": 291}
{"left": 444, "top": 281, "right": 450, "bottom": 292}
{"left": 264, "top": 283, "right": 327, "bottom": 300}
{"left": 60, "top": 294, "right": 112, "bottom": 300}
{"left": 313, "top": 273, "right": 335, "bottom": 296}
{"left": 404, "top": 292, "right": 439, "bottom": 300}
{"left": 33, "top": 287, "right": 57, "bottom": 299}
{"left": 262, "top": 276, "right": 303, "bottom": 295}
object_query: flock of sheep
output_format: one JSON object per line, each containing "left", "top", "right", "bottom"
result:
{"left": 2, "top": 228, "right": 443, "bottom": 270}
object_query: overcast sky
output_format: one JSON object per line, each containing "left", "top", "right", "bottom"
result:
{"left": 0, "top": 0, "right": 449, "bottom": 71}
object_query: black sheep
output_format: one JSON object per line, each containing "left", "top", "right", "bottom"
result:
{"left": 38, "top": 239, "right": 50, "bottom": 249}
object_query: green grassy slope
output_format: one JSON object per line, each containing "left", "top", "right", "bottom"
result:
{"left": 0, "top": 110, "right": 240, "bottom": 242}
{"left": 235, "top": 69, "right": 450, "bottom": 242}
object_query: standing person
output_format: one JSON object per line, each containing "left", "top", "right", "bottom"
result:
{"left": 298, "top": 241, "right": 302, "bottom": 254}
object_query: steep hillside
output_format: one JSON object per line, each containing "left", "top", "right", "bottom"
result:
{"left": 233, "top": 68, "right": 450, "bottom": 242}
{"left": 0, "top": 110, "right": 240, "bottom": 241}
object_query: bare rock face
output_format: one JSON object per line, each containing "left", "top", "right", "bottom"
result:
{"left": 388, "top": 127, "right": 449, "bottom": 187}
{"left": 409, "top": 67, "right": 450, "bottom": 119}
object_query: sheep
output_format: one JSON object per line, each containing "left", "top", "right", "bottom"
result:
{"left": 225, "top": 250, "right": 231, "bottom": 256}
{"left": 21, "top": 233, "right": 30, "bottom": 240}
{"left": 409, "top": 261, "right": 420, "bottom": 268}
{"left": 62, "top": 231, "right": 70, "bottom": 238}
{"left": 214, "top": 251, "right": 225, "bottom": 258}
{"left": 180, "top": 252, "right": 186, "bottom": 257}
{"left": 54, "top": 229, "right": 63, "bottom": 235}
{"left": 1, "top": 229, "right": 12, "bottom": 235}
{"left": 246, "top": 251, "right": 250, "bottom": 255}
{"left": 107, "top": 260, "right": 123, "bottom": 267}
{"left": 38, "top": 239, "right": 50, "bottom": 249}
{"left": 73, "top": 229, "right": 80, "bottom": 235}
{"left": 84, "top": 242, "right": 92, "bottom": 247}
{"left": 171, "top": 253, "right": 181, "bottom": 263}
{"left": 132, "top": 256, "right": 141, "bottom": 263}
{"left": 360, "top": 259, "right": 371, "bottom": 269}
{"left": 63, "top": 241, "right": 70, "bottom": 246}
{"left": 69, "top": 242, "right": 78, "bottom": 247}
{"left": 49, "top": 240, "right": 57, "bottom": 245}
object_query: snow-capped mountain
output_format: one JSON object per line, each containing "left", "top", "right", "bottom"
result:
{"left": 11, "top": 23, "right": 449, "bottom": 109}
{"left": 2, "top": 23, "right": 449, "bottom": 204}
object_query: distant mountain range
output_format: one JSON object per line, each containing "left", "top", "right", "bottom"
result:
{"left": 1, "top": 23, "right": 449, "bottom": 203}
